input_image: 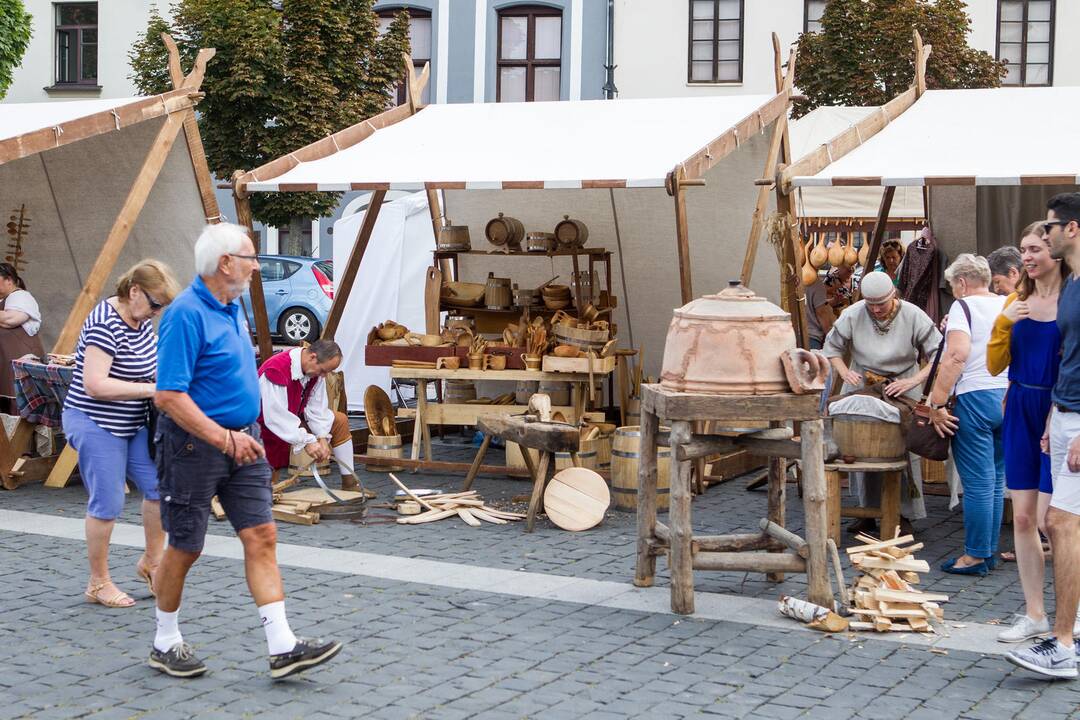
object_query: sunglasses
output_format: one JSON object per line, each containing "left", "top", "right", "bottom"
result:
{"left": 1043, "top": 220, "right": 1072, "bottom": 234}
{"left": 141, "top": 288, "right": 163, "bottom": 312}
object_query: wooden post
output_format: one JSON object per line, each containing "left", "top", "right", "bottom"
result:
{"left": 525, "top": 451, "right": 551, "bottom": 533}
{"left": 765, "top": 451, "right": 787, "bottom": 582}
{"left": 321, "top": 189, "right": 387, "bottom": 340}
{"left": 775, "top": 186, "right": 809, "bottom": 348}
{"left": 826, "top": 469, "right": 841, "bottom": 545}
{"left": 669, "top": 168, "right": 694, "bottom": 305}
{"left": 634, "top": 406, "right": 659, "bottom": 587}
{"left": 880, "top": 471, "right": 902, "bottom": 540}
{"left": 231, "top": 177, "right": 274, "bottom": 362}
{"left": 800, "top": 419, "right": 833, "bottom": 607}
{"left": 52, "top": 109, "right": 188, "bottom": 355}
{"left": 669, "top": 420, "right": 695, "bottom": 614}
{"left": 424, "top": 188, "right": 453, "bottom": 279}
{"left": 862, "top": 186, "right": 897, "bottom": 275}
{"left": 741, "top": 39, "right": 796, "bottom": 287}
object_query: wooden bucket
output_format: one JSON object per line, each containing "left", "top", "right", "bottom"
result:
{"left": 611, "top": 425, "right": 670, "bottom": 512}
{"left": 437, "top": 225, "right": 471, "bottom": 251}
{"left": 595, "top": 433, "right": 612, "bottom": 471}
{"left": 831, "top": 415, "right": 905, "bottom": 461}
{"left": 555, "top": 215, "right": 588, "bottom": 248}
{"left": 553, "top": 322, "right": 608, "bottom": 351}
{"left": 485, "top": 213, "right": 524, "bottom": 248}
{"left": 526, "top": 232, "right": 555, "bottom": 252}
{"left": 555, "top": 437, "right": 599, "bottom": 471}
{"left": 366, "top": 434, "right": 404, "bottom": 472}
{"left": 538, "top": 380, "right": 570, "bottom": 406}
{"left": 445, "top": 380, "right": 476, "bottom": 403}
{"left": 289, "top": 448, "right": 332, "bottom": 477}
{"left": 515, "top": 381, "right": 539, "bottom": 405}
{"left": 484, "top": 273, "right": 512, "bottom": 310}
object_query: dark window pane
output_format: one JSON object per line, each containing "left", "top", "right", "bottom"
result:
{"left": 56, "top": 29, "right": 74, "bottom": 83}
{"left": 81, "top": 41, "right": 97, "bottom": 81}
{"left": 314, "top": 261, "right": 334, "bottom": 280}
{"left": 58, "top": 3, "right": 97, "bottom": 26}
{"left": 82, "top": 28, "right": 96, "bottom": 43}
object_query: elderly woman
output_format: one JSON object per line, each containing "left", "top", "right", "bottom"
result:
{"left": 986, "top": 224, "right": 1074, "bottom": 639}
{"left": 0, "top": 263, "right": 44, "bottom": 410}
{"left": 62, "top": 260, "right": 180, "bottom": 608}
{"left": 929, "top": 254, "right": 1009, "bottom": 576}
{"left": 876, "top": 240, "right": 905, "bottom": 287}
{"left": 823, "top": 271, "right": 943, "bottom": 534}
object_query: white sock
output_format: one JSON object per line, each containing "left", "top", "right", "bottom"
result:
{"left": 332, "top": 440, "right": 356, "bottom": 477}
{"left": 154, "top": 607, "right": 183, "bottom": 652}
{"left": 259, "top": 600, "right": 298, "bottom": 655}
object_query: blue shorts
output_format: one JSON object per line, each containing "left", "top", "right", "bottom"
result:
{"left": 155, "top": 414, "right": 273, "bottom": 553}
{"left": 1003, "top": 383, "right": 1054, "bottom": 494}
{"left": 62, "top": 407, "right": 160, "bottom": 521}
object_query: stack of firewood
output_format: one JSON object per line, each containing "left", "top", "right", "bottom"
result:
{"left": 846, "top": 533, "right": 948, "bottom": 633}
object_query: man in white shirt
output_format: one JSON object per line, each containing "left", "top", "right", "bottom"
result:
{"left": 256, "top": 340, "right": 361, "bottom": 491}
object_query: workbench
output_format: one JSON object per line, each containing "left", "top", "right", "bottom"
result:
{"left": 634, "top": 383, "right": 832, "bottom": 614}
{"left": 389, "top": 366, "right": 611, "bottom": 473}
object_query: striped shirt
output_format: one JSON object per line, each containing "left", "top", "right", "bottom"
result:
{"left": 64, "top": 299, "right": 157, "bottom": 437}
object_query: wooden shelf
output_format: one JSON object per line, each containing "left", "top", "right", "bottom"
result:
{"left": 390, "top": 367, "right": 610, "bottom": 382}
{"left": 434, "top": 248, "right": 610, "bottom": 259}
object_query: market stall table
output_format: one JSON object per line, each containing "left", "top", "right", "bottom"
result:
{"left": 634, "top": 383, "right": 831, "bottom": 614}
{"left": 9, "top": 356, "right": 76, "bottom": 489}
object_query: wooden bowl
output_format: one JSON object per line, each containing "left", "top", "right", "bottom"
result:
{"left": 542, "top": 284, "right": 571, "bottom": 298}
{"left": 544, "top": 298, "right": 572, "bottom": 310}
{"left": 553, "top": 345, "right": 580, "bottom": 358}
{"left": 364, "top": 385, "right": 395, "bottom": 437}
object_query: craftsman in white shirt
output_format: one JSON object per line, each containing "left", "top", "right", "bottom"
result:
{"left": 256, "top": 340, "right": 360, "bottom": 491}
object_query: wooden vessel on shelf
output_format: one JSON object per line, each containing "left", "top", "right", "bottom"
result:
{"left": 555, "top": 215, "right": 588, "bottom": 249}
{"left": 542, "top": 353, "right": 616, "bottom": 374}
{"left": 485, "top": 213, "right": 524, "bottom": 249}
{"left": 526, "top": 232, "right": 555, "bottom": 252}
{"left": 484, "top": 273, "right": 512, "bottom": 310}
{"left": 441, "top": 281, "right": 485, "bottom": 307}
{"left": 612, "top": 425, "right": 670, "bottom": 511}
{"left": 437, "top": 225, "right": 471, "bottom": 251}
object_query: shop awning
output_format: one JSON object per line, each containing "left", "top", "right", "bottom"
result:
{"left": 789, "top": 87, "right": 1080, "bottom": 188}
{"left": 240, "top": 94, "right": 787, "bottom": 192}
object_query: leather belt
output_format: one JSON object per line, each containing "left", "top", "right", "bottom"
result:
{"left": 1055, "top": 403, "right": 1079, "bottom": 414}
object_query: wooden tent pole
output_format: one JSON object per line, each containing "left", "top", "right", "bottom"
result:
{"left": 741, "top": 37, "right": 796, "bottom": 287}
{"left": 322, "top": 189, "right": 388, "bottom": 340}
{"left": 863, "top": 186, "right": 897, "bottom": 275}
{"left": 669, "top": 167, "right": 694, "bottom": 304}
{"left": 231, "top": 172, "right": 274, "bottom": 362}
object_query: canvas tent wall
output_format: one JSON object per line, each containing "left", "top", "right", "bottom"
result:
{"left": 0, "top": 93, "right": 207, "bottom": 349}
{"left": 332, "top": 192, "right": 435, "bottom": 412}
{"left": 238, "top": 93, "right": 790, "bottom": 375}
{"left": 787, "top": 87, "right": 1080, "bottom": 265}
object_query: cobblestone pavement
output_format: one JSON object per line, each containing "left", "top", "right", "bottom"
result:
{"left": 3, "top": 527, "right": 1080, "bottom": 720}
{"left": 0, "top": 436, "right": 1052, "bottom": 624}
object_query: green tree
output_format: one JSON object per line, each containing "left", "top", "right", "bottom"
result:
{"left": 128, "top": 1, "right": 410, "bottom": 254}
{"left": 793, "top": 0, "right": 1006, "bottom": 118}
{"left": 0, "top": 0, "right": 33, "bottom": 99}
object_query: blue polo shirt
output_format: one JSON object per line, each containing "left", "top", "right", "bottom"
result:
{"left": 156, "top": 276, "right": 260, "bottom": 427}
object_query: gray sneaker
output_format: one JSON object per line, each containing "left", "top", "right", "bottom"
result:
{"left": 1006, "top": 637, "right": 1078, "bottom": 679}
{"left": 148, "top": 642, "right": 207, "bottom": 678}
{"left": 998, "top": 614, "right": 1051, "bottom": 643}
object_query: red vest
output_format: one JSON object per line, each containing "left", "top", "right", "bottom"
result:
{"left": 257, "top": 350, "right": 318, "bottom": 469}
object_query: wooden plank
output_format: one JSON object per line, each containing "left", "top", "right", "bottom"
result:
{"left": 541, "top": 354, "right": 616, "bottom": 374}
{"left": 0, "top": 423, "right": 37, "bottom": 489}
{"left": 801, "top": 419, "right": 833, "bottom": 608}
{"left": 323, "top": 189, "right": 387, "bottom": 340}
{"left": 272, "top": 507, "right": 319, "bottom": 525}
{"left": 634, "top": 407, "right": 660, "bottom": 588}
{"left": 861, "top": 186, "right": 897, "bottom": 278}
{"left": 51, "top": 108, "right": 188, "bottom": 354}
{"left": 691, "top": 551, "right": 806, "bottom": 573}
{"left": 854, "top": 556, "right": 930, "bottom": 573}
{"left": 641, "top": 384, "right": 821, "bottom": 422}
{"left": 669, "top": 421, "right": 695, "bottom": 614}
{"left": 671, "top": 169, "right": 693, "bottom": 305}
{"left": 692, "top": 532, "right": 784, "bottom": 554}
{"left": 389, "top": 367, "right": 603, "bottom": 382}
{"left": 873, "top": 588, "right": 949, "bottom": 604}
{"left": 680, "top": 90, "right": 790, "bottom": 179}
{"left": 846, "top": 535, "right": 916, "bottom": 555}
{"left": 43, "top": 445, "right": 79, "bottom": 488}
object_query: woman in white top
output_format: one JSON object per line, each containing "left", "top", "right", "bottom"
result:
{"left": 0, "top": 262, "right": 44, "bottom": 408}
{"left": 929, "top": 254, "right": 1010, "bottom": 576}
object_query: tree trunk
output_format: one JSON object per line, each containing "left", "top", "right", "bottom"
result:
{"left": 284, "top": 216, "right": 306, "bottom": 256}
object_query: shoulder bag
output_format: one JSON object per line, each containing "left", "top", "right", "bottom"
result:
{"left": 903, "top": 299, "right": 970, "bottom": 461}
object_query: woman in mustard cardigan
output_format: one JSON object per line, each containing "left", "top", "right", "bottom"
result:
{"left": 988, "top": 221, "right": 1070, "bottom": 643}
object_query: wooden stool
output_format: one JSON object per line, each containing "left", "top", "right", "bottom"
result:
{"left": 465, "top": 415, "right": 583, "bottom": 532}
{"left": 824, "top": 459, "right": 907, "bottom": 544}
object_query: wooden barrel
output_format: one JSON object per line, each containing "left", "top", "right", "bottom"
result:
{"left": 515, "top": 381, "right": 539, "bottom": 405}
{"left": 611, "top": 425, "right": 670, "bottom": 512}
{"left": 625, "top": 397, "right": 640, "bottom": 426}
{"left": 289, "top": 448, "right": 331, "bottom": 477}
{"left": 831, "top": 415, "right": 905, "bottom": 461}
{"left": 445, "top": 380, "right": 476, "bottom": 403}
{"left": 555, "top": 437, "right": 599, "bottom": 471}
{"left": 485, "top": 213, "right": 524, "bottom": 248}
{"left": 366, "top": 434, "right": 404, "bottom": 472}
{"left": 555, "top": 215, "right": 588, "bottom": 248}
{"left": 484, "top": 273, "right": 512, "bottom": 309}
{"left": 538, "top": 380, "right": 570, "bottom": 406}
{"left": 595, "top": 433, "right": 612, "bottom": 471}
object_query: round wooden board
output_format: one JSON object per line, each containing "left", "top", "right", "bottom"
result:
{"left": 544, "top": 467, "right": 609, "bottom": 532}
{"left": 364, "top": 385, "right": 395, "bottom": 437}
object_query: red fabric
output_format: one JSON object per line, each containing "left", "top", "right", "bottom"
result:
{"left": 257, "top": 351, "right": 318, "bottom": 469}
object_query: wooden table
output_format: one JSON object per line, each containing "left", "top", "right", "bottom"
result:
{"left": 634, "top": 384, "right": 832, "bottom": 614}
{"left": 467, "top": 414, "right": 584, "bottom": 532}
{"left": 389, "top": 367, "right": 611, "bottom": 473}
{"left": 825, "top": 459, "right": 907, "bottom": 544}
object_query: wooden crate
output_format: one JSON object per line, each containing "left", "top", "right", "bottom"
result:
{"left": 541, "top": 354, "right": 616, "bottom": 374}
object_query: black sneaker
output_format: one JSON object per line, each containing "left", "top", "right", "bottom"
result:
{"left": 269, "top": 637, "right": 343, "bottom": 680}
{"left": 148, "top": 642, "right": 208, "bottom": 678}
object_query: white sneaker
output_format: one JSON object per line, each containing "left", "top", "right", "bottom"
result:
{"left": 998, "top": 614, "right": 1051, "bottom": 643}
{"left": 1006, "top": 637, "right": 1078, "bottom": 679}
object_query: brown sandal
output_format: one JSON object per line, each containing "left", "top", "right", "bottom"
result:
{"left": 85, "top": 580, "right": 135, "bottom": 608}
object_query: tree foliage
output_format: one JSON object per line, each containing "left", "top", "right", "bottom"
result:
{"left": 0, "top": 0, "right": 33, "bottom": 99}
{"left": 128, "top": 0, "right": 410, "bottom": 233}
{"left": 793, "top": 0, "right": 1006, "bottom": 118}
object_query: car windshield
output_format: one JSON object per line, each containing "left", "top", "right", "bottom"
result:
{"left": 314, "top": 260, "right": 333, "bottom": 280}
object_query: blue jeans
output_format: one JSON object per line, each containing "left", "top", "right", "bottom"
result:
{"left": 62, "top": 407, "right": 159, "bottom": 521}
{"left": 952, "top": 389, "right": 1006, "bottom": 559}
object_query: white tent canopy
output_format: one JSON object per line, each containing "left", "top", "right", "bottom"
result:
{"left": 790, "top": 88, "right": 1080, "bottom": 188}
{"left": 0, "top": 93, "right": 204, "bottom": 348}
{"left": 788, "top": 107, "right": 923, "bottom": 220}
{"left": 244, "top": 95, "right": 781, "bottom": 191}
{"left": 333, "top": 193, "right": 435, "bottom": 412}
